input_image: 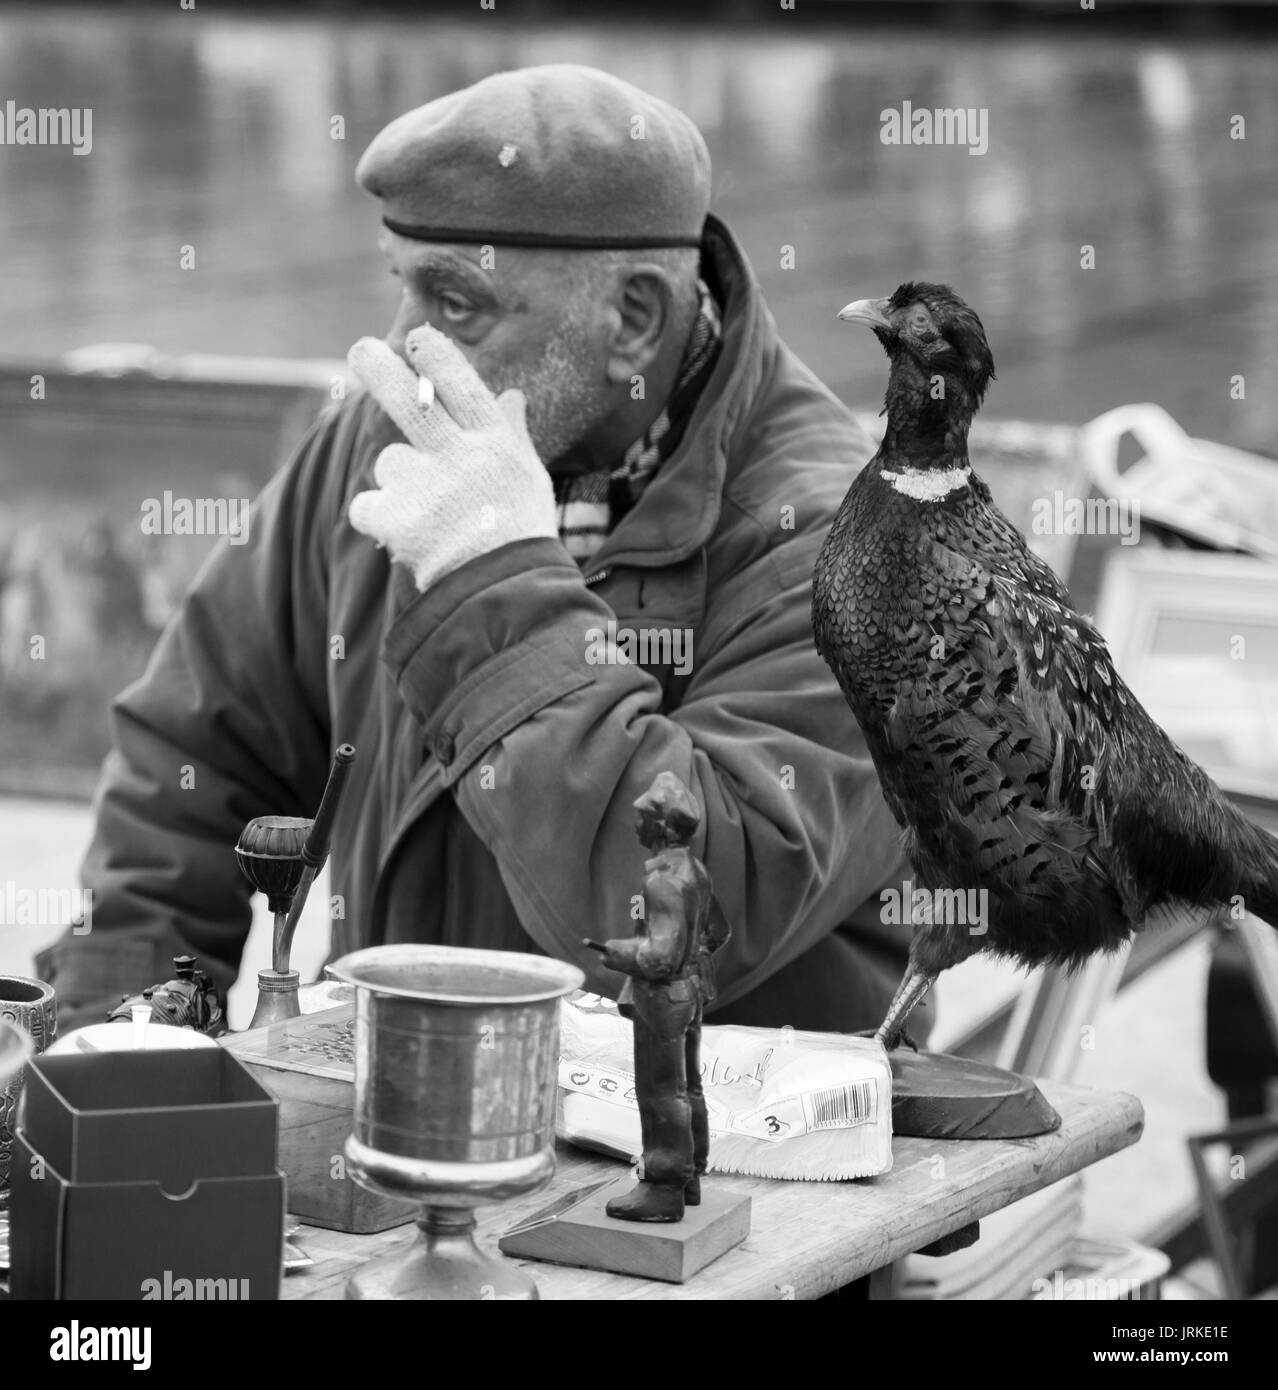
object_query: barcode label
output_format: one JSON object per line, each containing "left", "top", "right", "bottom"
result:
{"left": 806, "top": 1081, "right": 877, "bottom": 1130}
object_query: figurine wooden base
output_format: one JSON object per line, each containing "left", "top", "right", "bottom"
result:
{"left": 499, "top": 1176, "right": 751, "bottom": 1283}
{"left": 888, "top": 1049, "right": 1061, "bottom": 1139}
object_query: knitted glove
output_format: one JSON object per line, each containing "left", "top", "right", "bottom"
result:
{"left": 347, "top": 325, "right": 558, "bottom": 592}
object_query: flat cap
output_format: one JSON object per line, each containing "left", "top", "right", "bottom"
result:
{"left": 356, "top": 64, "right": 711, "bottom": 250}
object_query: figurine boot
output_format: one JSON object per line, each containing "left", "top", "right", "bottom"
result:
{"left": 606, "top": 1177, "right": 686, "bottom": 1223}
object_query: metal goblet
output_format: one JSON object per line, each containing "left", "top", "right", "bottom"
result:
{"left": 327, "top": 944, "right": 584, "bottom": 1301}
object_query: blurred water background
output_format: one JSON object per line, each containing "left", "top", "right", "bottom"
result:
{"left": 2, "top": 4, "right": 1277, "bottom": 447}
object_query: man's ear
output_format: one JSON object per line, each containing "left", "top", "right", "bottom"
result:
{"left": 604, "top": 267, "right": 675, "bottom": 385}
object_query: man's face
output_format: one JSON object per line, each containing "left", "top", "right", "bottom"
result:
{"left": 380, "top": 230, "right": 614, "bottom": 464}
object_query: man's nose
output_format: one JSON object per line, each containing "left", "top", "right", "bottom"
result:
{"left": 383, "top": 299, "right": 422, "bottom": 360}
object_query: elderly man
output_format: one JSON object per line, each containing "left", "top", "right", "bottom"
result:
{"left": 37, "top": 65, "right": 921, "bottom": 1039}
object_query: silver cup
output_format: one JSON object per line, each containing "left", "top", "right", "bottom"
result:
{"left": 327, "top": 944, "right": 583, "bottom": 1300}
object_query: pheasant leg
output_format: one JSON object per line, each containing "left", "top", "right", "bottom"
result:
{"left": 874, "top": 970, "right": 934, "bottom": 1050}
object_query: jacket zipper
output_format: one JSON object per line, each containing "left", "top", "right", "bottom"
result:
{"left": 584, "top": 568, "right": 611, "bottom": 587}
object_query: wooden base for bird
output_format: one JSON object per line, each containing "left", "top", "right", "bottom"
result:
{"left": 499, "top": 1176, "right": 751, "bottom": 1284}
{"left": 888, "top": 1049, "right": 1061, "bottom": 1139}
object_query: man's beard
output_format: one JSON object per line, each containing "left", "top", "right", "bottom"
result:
{"left": 485, "top": 323, "right": 611, "bottom": 468}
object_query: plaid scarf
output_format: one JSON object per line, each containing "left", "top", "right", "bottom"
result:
{"left": 553, "top": 280, "right": 722, "bottom": 565}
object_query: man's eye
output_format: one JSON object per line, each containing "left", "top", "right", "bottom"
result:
{"left": 437, "top": 292, "right": 474, "bottom": 322}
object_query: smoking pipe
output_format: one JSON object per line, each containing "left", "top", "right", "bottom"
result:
{"left": 237, "top": 744, "right": 356, "bottom": 1029}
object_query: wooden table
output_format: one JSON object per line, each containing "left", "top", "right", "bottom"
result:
{"left": 283, "top": 1080, "right": 1143, "bottom": 1300}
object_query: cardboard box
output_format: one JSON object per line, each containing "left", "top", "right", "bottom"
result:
{"left": 8, "top": 1049, "right": 284, "bottom": 1300}
{"left": 221, "top": 1005, "right": 416, "bottom": 1234}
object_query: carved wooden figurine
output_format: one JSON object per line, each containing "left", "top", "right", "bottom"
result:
{"left": 584, "top": 772, "right": 730, "bottom": 1223}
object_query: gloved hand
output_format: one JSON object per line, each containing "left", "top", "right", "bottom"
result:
{"left": 347, "top": 324, "right": 558, "bottom": 592}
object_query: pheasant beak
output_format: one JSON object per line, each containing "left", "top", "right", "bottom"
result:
{"left": 838, "top": 297, "right": 893, "bottom": 331}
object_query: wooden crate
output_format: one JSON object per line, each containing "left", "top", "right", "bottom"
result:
{"left": 220, "top": 1005, "right": 416, "bottom": 1235}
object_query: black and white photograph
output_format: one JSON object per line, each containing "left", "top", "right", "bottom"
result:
{"left": 1, "top": 0, "right": 1277, "bottom": 1342}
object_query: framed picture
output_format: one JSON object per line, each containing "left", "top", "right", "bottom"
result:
{"left": 1093, "top": 551, "right": 1278, "bottom": 810}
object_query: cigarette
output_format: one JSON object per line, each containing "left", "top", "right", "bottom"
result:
{"left": 417, "top": 376, "right": 435, "bottom": 409}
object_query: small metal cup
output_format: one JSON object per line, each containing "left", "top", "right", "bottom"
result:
{"left": 0, "top": 976, "right": 57, "bottom": 1213}
{"left": 328, "top": 944, "right": 583, "bottom": 1300}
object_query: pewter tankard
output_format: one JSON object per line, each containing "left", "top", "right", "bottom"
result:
{"left": 328, "top": 944, "right": 583, "bottom": 1300}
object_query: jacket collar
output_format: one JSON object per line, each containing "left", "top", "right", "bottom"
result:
{"left": 580, "top": 212, "right": 773, "bottom": 574}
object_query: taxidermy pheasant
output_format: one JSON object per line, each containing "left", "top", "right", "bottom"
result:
{"left": 812, "top": 282, "right": 1278, "bottom": 1049}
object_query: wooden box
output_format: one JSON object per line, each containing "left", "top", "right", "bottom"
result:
{"left": 220, "top": 1005, "right": 416, "bottom": 1235}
